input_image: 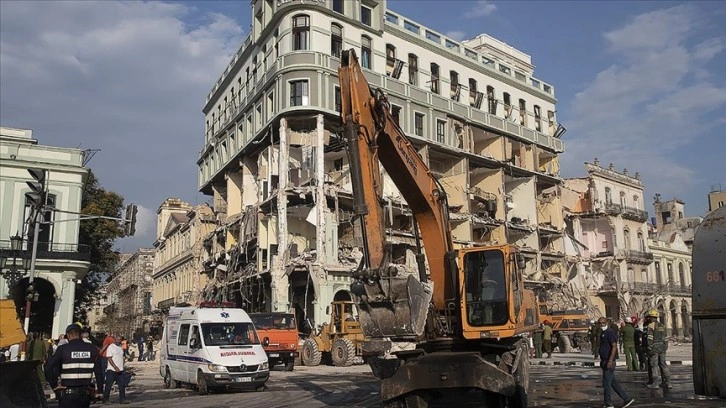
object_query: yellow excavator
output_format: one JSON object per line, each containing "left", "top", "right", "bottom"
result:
{"left": 339, "top": 49, "right": 538, "bottom": 407}
{"left": 0, "top": 298, "right": 48, "bottom": 408}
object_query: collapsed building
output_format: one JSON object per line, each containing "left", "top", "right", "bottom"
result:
{"left": 196, "top": 0, "right": 567, "bottom": 328}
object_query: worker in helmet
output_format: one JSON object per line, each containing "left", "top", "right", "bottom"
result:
{"left": 644, "top": 309, "right": 671, "bottom": 389}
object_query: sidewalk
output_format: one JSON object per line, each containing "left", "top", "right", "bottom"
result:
{"left": 530, "top": 343, "right": 693, "bottom": 367}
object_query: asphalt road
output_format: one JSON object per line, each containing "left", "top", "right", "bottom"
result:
{"left": 98, "top": 358, "right": 724, "bottom": 408}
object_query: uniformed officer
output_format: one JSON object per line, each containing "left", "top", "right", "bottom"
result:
{"left": 44, "top": 323, "right": 104, "bottom": 408}
{"left": 644, "top": 309, "right": 672, "bottom": 389}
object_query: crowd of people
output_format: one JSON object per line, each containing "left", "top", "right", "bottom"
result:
{"left": 1, "top": 324, "right": 158, "bottom": 407}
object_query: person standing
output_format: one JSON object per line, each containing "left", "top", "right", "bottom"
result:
{"left": 634, "top": 318, "right": 646, "bottom": 371}
{"left": 532, "top": 324, "right": 544, "bottom": 358}
{"left": 542, "top": 321, "right": 553, "bottom": 358}
{"left": 598, "top": 317, "right": 635, "bottom": 408}
{"left": 590, "top": 320, "right": 602, "bottom": 359}
{"left": 620, "top": 317, "right": 638, "bottom": 371}
{"left": 137, "top": 335, "right": 145, "bottom": 362}
{"left": 644, "top": 309, "right": 671, "bottom": 389}
{"left": 44, "top": 324, "right": 104, "bottom": 408}
{"left": 121, "top": 337, "right": 129, "bottom": 361}
{"left": 103, "top": 335, "right": 129, "bottom": 404}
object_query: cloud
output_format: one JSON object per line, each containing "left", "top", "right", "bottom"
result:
{"left": 0, "top": 1, "right": 243, "bottom": 249}
{"left": 561, "top": 5, "right": 726, "bottom": 200}
{"left": 465, "top": 1, "right": 497, "bottom": 18}
{"left": 446, "top": 31, "right": 467, "bottom": 41}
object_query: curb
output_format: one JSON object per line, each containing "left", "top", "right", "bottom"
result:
{"left": 530, "top": 360, "right": 692, "bottom": 367}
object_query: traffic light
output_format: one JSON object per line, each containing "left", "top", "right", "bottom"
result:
{"left": 25, "top": 168, "right": 48, "bottom": 209}
{"left": 124, "top": 204, "right": 138, "bottom": 236}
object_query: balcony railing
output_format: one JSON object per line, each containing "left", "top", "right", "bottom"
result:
{"left": 622, "top": 206, "right": 649, "bottom": 222}
{"left": 604, "top": 202, "right": 622, "bottom": 215}
{"left": 622, "top": 249, "right": 654, "bottom": 264}
{"left": 0, "top": 240, "right": 91, "bottom": 263}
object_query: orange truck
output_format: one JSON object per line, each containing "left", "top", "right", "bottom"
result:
{"left": 249, "top": 313, "right": 299, "bottom": 371}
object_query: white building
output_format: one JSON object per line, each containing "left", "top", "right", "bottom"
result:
{"left": 0, "top": 126, "right": 90, "bottom": 338}
{"left": 197, "top": 0, "right": 565, "bottom": 328}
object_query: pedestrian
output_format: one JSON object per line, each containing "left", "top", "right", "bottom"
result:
{"left": 103, "top": 335, "right": 130, "bottom": 404}
{"left": 644, "top": 309, "right": 671, "bottom": 389}
{"left": 590, "top": 320, "right": 602, "bottom": 359}
{"left": 542, "top": 321, "right": 553, "bottom": 358}
{"left": 620, "top": 317, "right": 638, "bottom": 371}
{"left": 43, "top": 324, "right": 104, "bottom": 408}
{"left": 137, "top": 335, "right": 145, "bottom": 362}
{"left": 598, "top": 317, "right": 635, "bottom": 408}
{"left": 99, "top": 334, "right": 115, "bottom": 372}
{"left": 532, "top": 323, "right": 544, "bottom": 358}
{"left": 634, "top": 318, "right": 646, "bottom": 371}
{"left": 121, "top": 336, "right": 129, "bottom": 360}
{"left": 81, "top": 331, "right": 92, "bottom": 344}
{"left": 146, "top": 337, "right": 154, "bottom": 361}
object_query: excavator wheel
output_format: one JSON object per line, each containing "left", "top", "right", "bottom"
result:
{"left": 506, "top": 340, "right": 530, "bottom": 408}
{"left": 557, "top": 334, "right": 573, "bottom": 353}
{"left": 331, "top": 338, "right": 355, "bottom": 367}
{"left": 301, "top": 339, "right": 322, "bottom": 366}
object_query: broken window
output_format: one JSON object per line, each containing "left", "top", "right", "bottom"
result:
{"left": 436, "top": 119, "right": 446, "bottom": 143}
{"left": 361, "top": 36, "right": 372, "bottom": 69}
{"left": 331, "top": 24, "right": 343, "bottom": 58}
{"left": 414, "top": 112, "right": 424, "bottom": 136}
{"left": 534, "top": 105, "right": 541, "bottom": 132}
{"left": 503, "top": 92, "right": 512, "bottom": 119}
{"left": 334, "top": 158, "right": 344, "bottom": 171}
{"left": 267, "top": 92, "right": 274, "bottom": 119}
{"left": 487, "top": 86, "right": 497, "bottom": 115}
{"left": 334, "top": 86, "right": 341, "bottom": 113}
{"left": 290, "top": 80, "right": 309, "bottom": 106}
{"left": 391, "top": 105, "right": 401, "bottom": 125}
{"left": 332, "top": 0, "right": 344, "bottom": 14}
{"left": 547, "top": 110, "right": 555, "bottom": 135}
{"left": 519, "top": 99, "right": 527, "bottom": 126}
{"left": 386, "top": 44, "right": 396, "bottom": 76}
{"left": 450, "top": 70, "right": 460, "bottom": 101}
{"left": 499, "top": 64, "right": 511, "bottom": 75}
{"left": 361, "top": 5, "right": 372, "bottom": 26}
{"left": 430, "top": 63, "right": 440, "bottom": 94}
{"left": 292, "top": 15, "right": 309, "bottom": 51}
{"left": 408, "top": 54, "right": 418, "bottom": 86}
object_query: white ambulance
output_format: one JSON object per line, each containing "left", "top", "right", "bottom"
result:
{"left": 159, "top": 303, "right": 270, "bottom": 394}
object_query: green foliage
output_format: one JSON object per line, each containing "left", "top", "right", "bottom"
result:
{"left": 75, "top": 170, "right": 127, "bottom": 323}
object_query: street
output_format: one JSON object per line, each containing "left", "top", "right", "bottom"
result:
{"left": 95, "top": 345, "right": 724, "bottom": 408}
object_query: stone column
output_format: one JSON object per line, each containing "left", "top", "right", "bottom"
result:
{"left": 675, "top": 299, "right": 684, "bottom": 338}
{"left": 315, "top": 114, "right": 327, "bottom": 268}
{"left": 271, "top": 118, "right": 290, "bottom": 312}
{"left": 57, "top": 271, "right": 77, "bottom": 338}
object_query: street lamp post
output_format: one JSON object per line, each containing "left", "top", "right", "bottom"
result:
{"left": 23, "top": 209, "right": 43, "bottom": 344}
{"left": 0, "top": 235, "right": 31, "bottom": 295}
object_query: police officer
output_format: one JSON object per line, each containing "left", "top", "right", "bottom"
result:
{"left": 44, "top": 323, "right": 104, "bottom": 408}
{"left": 644, "top": 309, "right": 672, "bottom": 389}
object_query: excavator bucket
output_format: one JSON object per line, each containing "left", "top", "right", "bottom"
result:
{"left": 352, "top": 274, "right": 433, "bottom": 339}
{"left": 0, "top": 360, "right": 48, "bottom": 408}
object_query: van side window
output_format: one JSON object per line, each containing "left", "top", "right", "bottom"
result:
{"left": 178, "top": 324, "right": 190, "bottom": 346}
{"left": 191, "top": 325, "right": 200, "bottom": 345}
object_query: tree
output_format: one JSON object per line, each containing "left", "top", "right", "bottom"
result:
{"left": 75, "top": 170, "right": 127, "bottom": 324}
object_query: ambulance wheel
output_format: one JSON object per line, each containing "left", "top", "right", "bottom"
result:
{"left": 164, "top": 368, "right": 180, "bottom": 389}
{"left": 197, "top": 371, "right": 209, "bottom": 395}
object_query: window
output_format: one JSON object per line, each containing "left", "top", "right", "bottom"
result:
{"left": 487, "top": 86, "right": 497, "bottom": 115}
{"left": 445, "top": 39, "right": 459, "bottom": 51}
{"left": 499, "top": 64, "right": 511, "bottom": 75}
{"left": 515, "top": 71, "right": 526, "bottom": 81}
{"left": 633, "top": 195, "right": 639, "bottom": 208}
{"left": 292, "top": 15, "right": 309, "bottom": 51}
{"left": 667, "top": 263, "right": 674, "bottom": 282}
{"left": 386, "top": 44, "right": 396, "bottom": 76}
{"left": 334, "top": 86, "right": 341, "bottom": 113}
{"left": 256, "top": 104, "right": 262, "bottom": 127}
{"left": 450, "top": 70, "right": 460, "bottom": 101}
{"left": 425, "top": 30, "right": 441, "bottom": 43}
{"left": 519, "top": 99, "right": 527, "bottom": 126}
{"left": 361, "top": 36, "right": 372, "bottom": 69}
{"left": 464, "top": 250, "right": 508, "bottom": 326}
{"left": 678, "top": 262, "right": 685, "bottom": 285}
{"left": 332, "top": 0, "right": 344, "bottom": 13}
{"left": 482, "top": 56, "right": 495, "bottom": 67}
{"left": 408, "top": 54, "right": 418, "bottom": 86}
{"left": 534, "top": 105, "right": 541, "bottom": 132}
{"left": 361, "top": 6, "right": 372, "bottom": 26}
{"left": 202, "top": 323, "right": 259, "bottom": 346}
{"left": 385, "top": 12, "right": 398, "bottom": 24}
{"left": 404, "top": 21, "right": 419, "bottom": 34}
{"left": 605, "top": 187, "right": 612, "bottom": 205}
{"left": 503, "top": 92, "right": 512, "bottom": 118}
{"left": 267, "top": 92, "right": 274, "bottom": 119}
{"left": 290, "top": 80, "right": 309, "bottom": 106}
{"left": 623, "top": 228, "right": 631, "bottom": 250}
{"left": 655, "top": 262, "right": 662, "bottom": 285}
{"left": 430, "top": 63, "right": 439, "bottom": 94}
{"left": 637, "top": 231, "right": 645, "bottom": 251}
{"left": 178, "top": 324, "right": 190, "bottom": 346}
{"left": 414, "top": 112, "right": 424, "bottom": 136}
{"left": 547, "top": 110, "right": 555, "bottom": 135}
{"left": 24, "top": 194, "right": 55, "bottom": 251}
{"left": 531, "top": 78, "right": 540, "bottom": 88}
{"left": 331, "top": 24, "right": 343, "bottom": 58}
{"left": 641, "top": 269, "right": 648, "bottom": 283}
{"left": 436, "top": 119, "right": 446, "bottom": 143}
{"left": 391, "top": 105, "right": 401, "bottom": 125}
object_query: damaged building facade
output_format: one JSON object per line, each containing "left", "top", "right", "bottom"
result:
{"left": 197, "top": 0, "right": 565, "bottom": 328}
{"left": 152, "top": 198, "right": 216, "bottom": 311}
{"left": 103, "top": 249, "right": 155, "bottom": 336}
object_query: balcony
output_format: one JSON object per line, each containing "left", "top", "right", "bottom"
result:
{"left": 666, "top": 282, "right": 692, "bottom": 295}
{"left": 0, "top": 240, "right": 91, "bottom": 263}
{"left": 628, "top": 282, "right": 659, "bottom": 294}
{"left": 622, "top": 206, "right": 649, "bottom": 222}
{"left": 623, "top": 249, "right": 654, "bottom": 264}
{"left": 604, "top": 202, "right": 622, "bottom": 215}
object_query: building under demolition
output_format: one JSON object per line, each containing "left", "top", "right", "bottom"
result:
{"left": 197, "top": 0, "right": 566, "bottom": 328}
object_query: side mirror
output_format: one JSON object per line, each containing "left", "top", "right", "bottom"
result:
{"left": 516, "top": 254, "right": 526, "bottom": 270}
{"left": 262, "top": 337, "right": 270, "bottom": 347}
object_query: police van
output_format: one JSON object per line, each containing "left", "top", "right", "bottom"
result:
{"left": 159, "top": 303, "right": 270, "bottom": 394}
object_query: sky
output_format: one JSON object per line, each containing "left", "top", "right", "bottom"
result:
{"left": 1, "top": 0, "right": 724, "bottom": 252}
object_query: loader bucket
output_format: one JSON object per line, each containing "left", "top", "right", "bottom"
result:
{"left": 352, "top": 274, "right": 432, "bottom": 339}
{"left": 0, "top": 360, "right": 49, "bottom": 408}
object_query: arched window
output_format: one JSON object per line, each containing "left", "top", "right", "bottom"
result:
{"left": 637, "top": 231, "right": 644, "bottom": 251}
{"left": 627, "top": 268, "right": 635, "bottom": 283}
{"left": 292, "top": 15, "right": 310, "bottom": 51}
{"left": 678, "top": 262, "right": 685, "bottom": 285}
{"left": 605, "top": 187, "right": 612, "bottom": 205}
{"left": 620, "top": 191, "right": 626, "bottom": 207}
{"left": 655, "top": 262, "right": 662, "bottom": 285}
{"left": 623, "top": 228, "right": 631, "bottom": 250}
{"left": 633, "top": 194, "right": 639, "bottom": 209}
{"left": 641, "top": 268, "right": 648, "bottom": 283}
